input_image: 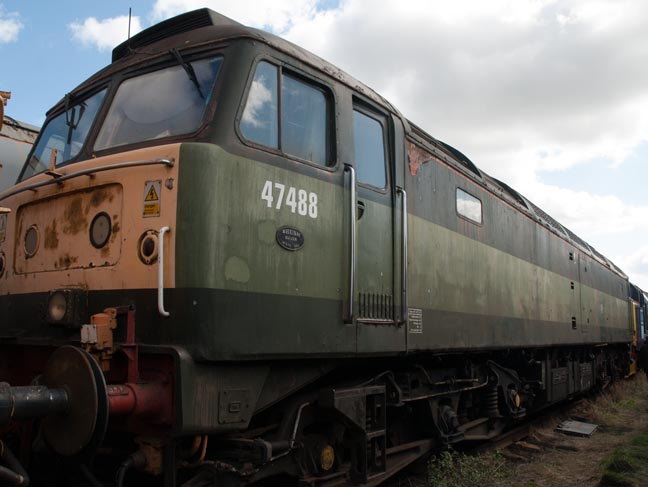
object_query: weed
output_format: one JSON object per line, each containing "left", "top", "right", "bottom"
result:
{"left": 427, "top": 450, "right": 508, "bottom": 487}
{"left": 599, "top": 427, "right": 648, "bottom": 487}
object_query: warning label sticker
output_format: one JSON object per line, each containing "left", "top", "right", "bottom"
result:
{"left": 407, "top": 308, "right": 423, "bottom": 334}
{"left": 143, "top": 180, "right": 161, "bottom": 217}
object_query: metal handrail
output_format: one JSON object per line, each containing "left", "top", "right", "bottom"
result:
{"left": 344, "top": 164, "right": 356, "bottom": 323}
{"left": 0, "top": 158, "right": 174, "bottom": 200}
{"left": 158, "top": 226, "right": 171, "bottom": 317}
{"left": 397, "top": 187, "right": 408, "bottom": 323}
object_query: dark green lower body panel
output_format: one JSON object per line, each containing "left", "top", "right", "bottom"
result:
{"left": 407, "top": 307, "right": 631, "bottom": 352}
{"left": 0, "top": 288, "right": 630, "bottom": 361}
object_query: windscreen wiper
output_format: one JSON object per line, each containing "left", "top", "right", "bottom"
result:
{"left": 64, "top": 93, "right": 86, "bottom": 145}
{"left": 170, "top": 48, "right": 205, "bottom": 100}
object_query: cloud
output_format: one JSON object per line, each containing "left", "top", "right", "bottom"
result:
{"left": 0, "top": 5, "right": 23, "bottom": 43}
{"left": 276, "top": 0, "right": 648, "bottom": 285}
{"left": 151, "top": 0, "right": 320, "bottom": 32}
{"left": 81, "top": 0, "right": 648, "bottom": 287}
{"left": 614, "top": 246, "right": 648, "bottom": 291}
{"left": 282, "top": 0, "right": 648, "bottom": 183}
{"left": 69, "top": 15, "right": 143, "bottom": 51}
{"left": 524, "top": 182, "right": 648, "bottom": 237}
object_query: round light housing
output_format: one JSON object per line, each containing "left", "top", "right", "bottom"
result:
{"left": 24, "top": 225, "right": 39, "bottom": 257}
{"left": 90, "top": 212, "right": 111, "bottom": 249}
{"left": 137, "top": 230, "right": 159, "bottom": 265}
{"left": 48, "top": 291, "right": 67, "bottom": 323}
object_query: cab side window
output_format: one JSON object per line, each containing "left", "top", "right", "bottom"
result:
{"left": 241, "top": 61, "right": 331, "bottom": 166}
{"left": 353, "top": 108, "right": 387, "bottom": 188}
{"left": 456, "top": 188, "right": 482, "bottom": 224}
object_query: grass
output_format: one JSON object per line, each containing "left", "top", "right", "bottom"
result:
{"left": 425, "top": 376, "right": 648, "bottom": 487}
{"left": 575, "top": 375, "right": 648, "bottom": 428}
{"left": 599, "top": 428, "right": 648, "bottom": 487}
{"left": 427, "top": 450, "right": 508, "bottom": 487}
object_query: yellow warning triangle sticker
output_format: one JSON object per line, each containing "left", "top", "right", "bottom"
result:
{"left": 145, "top": 185, "right": 159, "bottom": 201}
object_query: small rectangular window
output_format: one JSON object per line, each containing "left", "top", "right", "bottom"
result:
{"left": 456, "top": 188, "right": 482, "bottom": 224}
{"left": 353, "top": 109, "right": 386, "bottom": 188}
{"left": 240, "top": 61, "right": 331, "bottom": 166}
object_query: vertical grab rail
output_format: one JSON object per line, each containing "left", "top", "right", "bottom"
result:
{"left": 344, "top": 165, "right": 357, "bottom": 323}
{"left": 158, "top": 226, "right": 171, "bottom": 317}
{"left": 396, "top": 187, "right": 408, "bottom": 323}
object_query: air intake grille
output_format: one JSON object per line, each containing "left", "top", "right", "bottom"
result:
{"left": 358, "top": 293, "right": 393, "bottom": 320}
{"left": 112, "top": 9, "right": 238, "bottom": 62}
{"left": 527, "top": 200, "right": 566, "bottom": 236}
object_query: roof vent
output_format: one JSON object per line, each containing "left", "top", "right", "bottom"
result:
{"left": 112, "top": 8, "right": 241, "bottom": 62}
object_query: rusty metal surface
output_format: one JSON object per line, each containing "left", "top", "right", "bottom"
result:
{"left": 14, "top": 183, "right": 123, "bottom": 273}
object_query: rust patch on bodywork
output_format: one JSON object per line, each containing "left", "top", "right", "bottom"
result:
{"left": 56, "top": 253, "right": 78, "bottom": 269}
{"left": 44, "top": 220, "right": 59, "bottom": 249}
{"left": 14, "top": 183, "right": 123, "bottom": 274}
{"left": 90, "top": 187, "right": 114, "bottom": 207}
{"left": 407, "top": 140, "right": 442, "bottom": 176}
{"left": 63, "top": 197, "right": 87, "bottom": 234}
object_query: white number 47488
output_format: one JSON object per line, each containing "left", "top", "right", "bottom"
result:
{"left": 261, "top": 180, "right": 318, "bottom": 219}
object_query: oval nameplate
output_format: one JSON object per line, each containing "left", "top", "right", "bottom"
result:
{"left": 276, "top": 226, "right": 304, "bottom": 251}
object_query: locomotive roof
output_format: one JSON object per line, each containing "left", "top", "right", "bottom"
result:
{"left": 53, "top": 8, "right": 401, "bottom": 120}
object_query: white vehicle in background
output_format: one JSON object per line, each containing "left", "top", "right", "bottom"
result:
{"left": 0, "top": 92, "right": 39, "bottom": 193}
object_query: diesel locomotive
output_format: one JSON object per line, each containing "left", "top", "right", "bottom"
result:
{"left": 0, "top": 9, "right": 637, "bottom": 487}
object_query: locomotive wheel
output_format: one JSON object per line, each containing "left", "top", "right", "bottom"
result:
{"left": 40, "top": 346, "right": 108, "bottom": 457}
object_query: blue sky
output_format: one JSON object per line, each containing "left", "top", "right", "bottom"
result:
{"left": 0, "top": 0, "right": 150, "bottom": 125}
{"left": 2, "top": 0, "right": 647, "bottom": 288}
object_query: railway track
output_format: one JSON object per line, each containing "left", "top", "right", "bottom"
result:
{"left": 384, "top": 397, "right": 590, "bottom": 487}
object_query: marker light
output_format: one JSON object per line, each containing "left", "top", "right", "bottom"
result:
{"left": 24, "top": 225, "right": 39, "bottom": 257}
{"left": 138, "top": 230, "right": 159, "bottom": 265}
{"left": 90, "top": 212, "right": 111, "bottom": 249}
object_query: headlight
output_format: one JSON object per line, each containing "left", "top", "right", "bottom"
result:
{"left": 48, "top": 292, "right": 67, "bottom": 322}
{"left": 47, "top": 289, "right": 87, "bottom": 327}
{"left": 89, "top": 212, "right": 111, "bottom": 249}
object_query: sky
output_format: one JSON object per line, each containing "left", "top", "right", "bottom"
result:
{"left": 1, "top": 0, "right": 647, "bottom": 289}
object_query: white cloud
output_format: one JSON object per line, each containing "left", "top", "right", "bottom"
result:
{"left": 0, "top": 5, "right": 23, "bottom": 43}
{"left": 151, "top": 0, "right": 319, "bottom": 32}
{"left": 130, "top": 0, "right": 648, "bottom": 286}
{"left": 524, "top": 182, "right": 648, "bottom": 237}
{"left": 69, "top": 15, "right": 143, "bottom": 51}
{"left": 281, "top": 0, "right": 648, "bottom": 180}
{"left": 277, "top": 0, "right": 648, "bottom": 285}
{"left": 614, "top": 246, "right": 648, "bottom": 290}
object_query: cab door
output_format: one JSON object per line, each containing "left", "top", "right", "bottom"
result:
{"left": 350, "top": 102, "right": 405, "bottom": 352}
